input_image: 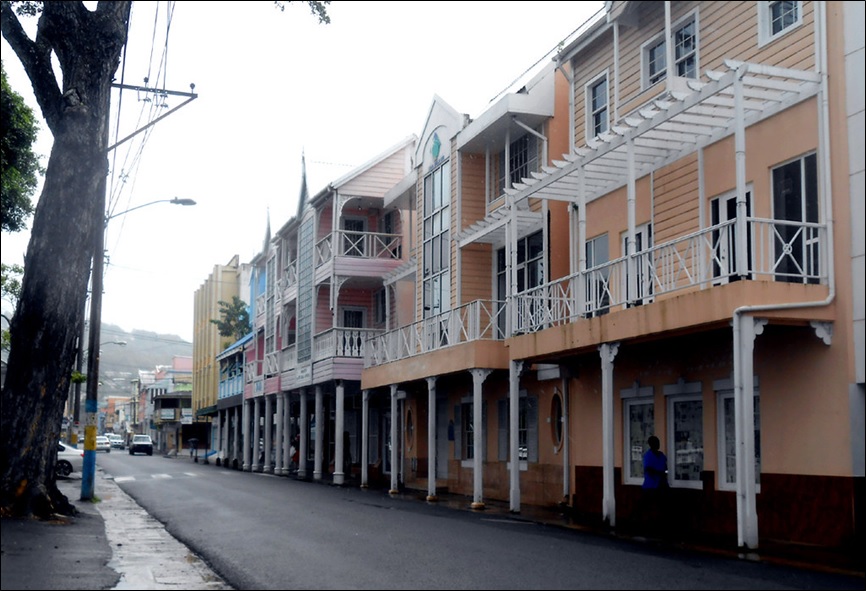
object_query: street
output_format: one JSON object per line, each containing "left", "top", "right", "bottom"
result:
{"left": 96, "top": 453, "right": 862, "bottom": 590}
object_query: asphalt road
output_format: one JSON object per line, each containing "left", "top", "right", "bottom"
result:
{"left": 97, "top": 452, "right": 862, "bottom": 590}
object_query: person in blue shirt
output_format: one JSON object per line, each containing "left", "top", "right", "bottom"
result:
{"left": 642, "top": 435, "right": 668, "bottom": 489}
{"left": 640, "top": 435, "right": 670, "bottom": 538}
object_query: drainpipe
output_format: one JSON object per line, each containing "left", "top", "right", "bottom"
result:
{"left": 731, "top": 2, "right": 835, "bottom": 549}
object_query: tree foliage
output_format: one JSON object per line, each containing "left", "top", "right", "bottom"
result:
{"left": 0, "top": 0, "right": 330, "bottom": 519}
{"left": 1, "top": 59, "right": 42, "bottom": 232}
{"left": 211, "top": 295, "right": 251, "bottom": 342}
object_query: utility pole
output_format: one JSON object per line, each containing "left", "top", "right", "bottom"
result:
{"left": 80, "top": 81, "right": 197, "bottom": 501}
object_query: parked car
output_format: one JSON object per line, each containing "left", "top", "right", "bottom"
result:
{"left": 129, "top": 434, "right": 153, "bottom": 456}
{"left": 56, "top": 441, "right": 84, "bottom": 477}
{"left": 107, "top": 434, "right": 125, "bottom": 449}
{"left": 95, "top": 435, "right": 111, "bottom": 453}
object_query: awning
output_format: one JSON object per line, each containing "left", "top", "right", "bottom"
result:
{"left": 196, "top": 405, "right": 218, "bottom": 418}
{"left": 455, "top": 200, "right": 543, "bottom": 248}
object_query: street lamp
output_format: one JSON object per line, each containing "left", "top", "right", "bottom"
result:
{"left": 81, "top": 197, "right": 195, "bottom": 501}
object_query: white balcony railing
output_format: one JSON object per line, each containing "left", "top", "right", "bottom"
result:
{"left": 365, "top": 300, "right": 506, "bottom": 367}
{"left": 313, "top": 230, "right": 402, "bottom": 267}
{"left": 514, "top": 218, "right": 826, "bottom": 333}
{"left": 314, "top": 327, "right": 382, "bottom": 361}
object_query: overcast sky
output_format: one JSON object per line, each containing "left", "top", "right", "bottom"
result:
{"left": 1, "top": 1, "right": 603, "bottom": 343}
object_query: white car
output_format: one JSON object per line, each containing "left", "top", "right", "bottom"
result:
{"left": 107, "top": 434, "right": 125, "bottom": 449}
{"left": 95, "top": 435, "right": 111, "bottom": 453}
{"left": 56, "top": 441, "right": 84, "bottom": 477}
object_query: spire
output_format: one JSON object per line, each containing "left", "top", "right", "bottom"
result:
{"left": 297, "top": 149, "right": 309, "bottom": 217}
{"left": 263, "top": 207, "right": 271, "bottom": 252}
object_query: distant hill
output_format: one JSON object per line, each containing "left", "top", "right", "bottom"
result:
{"left": 96, "top": 323, "right": 192, "bottom": 399}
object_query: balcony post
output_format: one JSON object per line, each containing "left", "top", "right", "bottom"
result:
{"left": 314, "top": 385, "right": 324, "bottom": 481}
{"left": 509, "top": 360, "right": 523, "bottom": 512}
{"left": 334, "top": 380, "right": 346, "bottom": 485}
{"left": 471, "top": 369, "right": 492, "bottom": 510}
{"left": 599, "top": 342, "right": 620, "bottom": 527}
{"left": 299, "top": 388, "right": 309, "bottom": 479}
{"left": 389, "top": 384, "right": 399, "bottom": 495}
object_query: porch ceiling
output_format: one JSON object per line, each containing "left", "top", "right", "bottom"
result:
{"left": 457, "top": 61, "right": 820, "bottom": 248}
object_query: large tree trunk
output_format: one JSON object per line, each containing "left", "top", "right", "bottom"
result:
{"left": 1, "top": 1, "right": 131, "bottom": 518}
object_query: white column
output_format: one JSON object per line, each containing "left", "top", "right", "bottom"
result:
{"left": 735, "top": 316, "right": 766, "bottom": 549}
{"left": 334, "top": 380, "right": 346, "bottom": 485}
{"left": 471, "top": 369, "right": 492, "bottom": 510}
{"left": 252, "top": 397, "right": 262, "bottom": 472}
{"left": 232, "top": 406, "right": 240, "bottom": 469}
{"left": 509, "top": 360, "right": 523, "bottom": 512}
{"left": 426, "top": 377, "right": 438, "bottom": 502}
{"left": 361, "top": 389, "right": 369, "bottom": 488}
{"left": 561, "top": 374, "right": 570, "bottom": 502}
{"left": 299, "top": 388, "right": 309, "bottom": 479}
{"left": 599, "top": 342, "right": 620, "bottom": 527}
{"left": 314, "top": 385, "right": 323, "bottom": 481}
{"left": 242, "top": 399, "right": 251, "bottom": 471}
{"left": 264, "top": 394, "right": 274, "bottom": 474}
{"left": 389, "top": 384, "right": 399, "bottom": 494}
{"left": 275, "top": 392, "right": 285, "bottom": 475}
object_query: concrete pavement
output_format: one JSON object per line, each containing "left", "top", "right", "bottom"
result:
{"left": 1, "top": 468, "right": 232, "bottom": 591}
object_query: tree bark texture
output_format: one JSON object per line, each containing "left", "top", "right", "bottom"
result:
{"left": 0, "top": 1, "right": 131, "bottom": 518}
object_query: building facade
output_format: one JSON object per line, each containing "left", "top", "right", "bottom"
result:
{"left": 362, "top": 0, "right": 863, "bottom": 555}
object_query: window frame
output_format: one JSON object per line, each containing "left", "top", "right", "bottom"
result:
{"left": 716, "top": 378, "right": 761, "bottom": 492}
{"left": 758, "top": 1, "right": 803, "bottom": 47}
{"left": 641, "top": 11, "right": 699, "bottom": 90}
{"left": 621, "top": 384, "right": 655, "bottom": 486}
{"left": 664, "top": 380, "right": 704, "bottom": 490}
{"left": 495, "top": 131, "right": 540, "bottom": 201}
{"left": 423, "top": 160, "right": 451, "bottom": 318}
{"left": 585, "top": 70, "right": 610, "bottom": 142}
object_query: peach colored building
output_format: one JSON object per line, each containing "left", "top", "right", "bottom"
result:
{"left": 362, "top": 0, "right": 863, "bottom": 557}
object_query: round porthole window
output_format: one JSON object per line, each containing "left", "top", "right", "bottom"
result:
{"left": 551, "top": 393, "right": 563, "bottom": 449}
{"left": 406, "top": 408, "right": 414, "bottom": 450}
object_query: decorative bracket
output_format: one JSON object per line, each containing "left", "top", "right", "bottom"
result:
{"left": 810, "top": 321, "right": 833, "bottom": 345}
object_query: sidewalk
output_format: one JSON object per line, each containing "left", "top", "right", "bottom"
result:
{"left": 0, "top": 469, "right": 231, "bottom": 591}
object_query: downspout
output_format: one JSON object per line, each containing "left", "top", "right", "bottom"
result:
{"left": 731, "top": 2, "right": 835, "bottom": 550}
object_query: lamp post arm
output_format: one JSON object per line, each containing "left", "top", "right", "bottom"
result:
{"left": 106, "top": 197, "right": 196, "bottom": 225}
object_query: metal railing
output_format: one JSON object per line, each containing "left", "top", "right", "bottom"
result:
{"left": 365, "top": 299, "right": 506, "bottom": 367}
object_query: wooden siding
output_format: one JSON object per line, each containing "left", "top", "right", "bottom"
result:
{"left": 315, "top": 289, "right": 333, "bottom": 330}
{"left": 461, "top": 152, "right": 487, "bottom": 230}
{"left": 338, "top": 147, "right": 411, "bottom": 198}
{"left": 653, "top": 153, "right": 700, "bottom": 244}
{"left": 318, "top": 205, "right": 333, "bottom": 238}
{"left": 572, "top": 1, "right": 817, "bottom": 150}
{"left": 461, "top": 243, "right": 494, "bottom": 305}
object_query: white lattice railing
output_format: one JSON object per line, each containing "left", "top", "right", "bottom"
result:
{"left": 514, "top": 218, "right": 826, "bottom": 333}
{"left": 365, "top": 300, "right": 506, "bottom": 367}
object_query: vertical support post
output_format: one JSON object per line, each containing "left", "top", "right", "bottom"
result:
{"left": 242, "top": 398, "right": 251, "bottom": 471}
{"left": 470, "top": 369, "right": 492, "bottom": 510}
{"left": 299, "top": 388, "right": 309, "bottom": 479}
{"left": 599, "top": 342, "right": 619, "bottom": 527}
{"left": 264, "top": 394, "right": 274, "bottom": 473}
{"left": 361, "top": 389, "right": 369, "bottom": 488}
{"left": 314, "top": 385, "right": 323, "bottom": 481}
{"left": 275, "top": 392, "right": 285, "bottom": 475}
{"left": 389, "top": 384, "right": 399, "bottom": 494}
{"left": 426, "top": 377, "right": 438, "bottom": 501}
{"left": 509, "top": 360, "right": 523, "bottom": 512}
{"left": 252, "top": 397, "right": 262, "bottom": 472}
{"left": 334, "top": 380, "right": 345, "bottom": 485}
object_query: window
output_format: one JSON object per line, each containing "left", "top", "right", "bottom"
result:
{"left": 759, "top": 1, "right": 802, "bottom": 46}
{"left": 586, "top": 72, "right": 609, "bottom": 140}
{"left": 374, "top": 288, "right": 387, "bottom": 325}
{"left": 342, "top": 308, "right": 365, "bottom": 328}
{"left": 585, "top": 233, "right": 610, "bottom": 316}
{"left": 665, "top": 380, "right": 704, "bottom": 489}
{"left": 643, "top": 14, "right": 698, "bottom": 88}
{"left": 622, "top": 385, "right": 655, "bottom": 485}
{"left": 551, "top": 393, "right": 563, "bottom": 450}
{"left": 711, "top": 189, "right": 753, "bottom": 283}
{"left": 498, "top": 230, "right": 544, "bottom": 332}
{"left": 454, "top": 400, "right": 488, "bottom": 463}
{"left": 717, "top": 386, "right": 761, "bottom": 490}
{"left": 620, "top": 223, "right": 653, "bottom": 305}
{"left": 497, "top": 132, "right": 540, "bottom": 198}
{"left": 462, "top": 401, "right": 474, "bottom": 460}
{"left": 497, "top": 394, "right": 538, "bottom": 463}
{"left": 771, "top": 153, "right": 819, "bottom": 283}
{"left": 423, "top": 161, "right": 451, "bottom": 318}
